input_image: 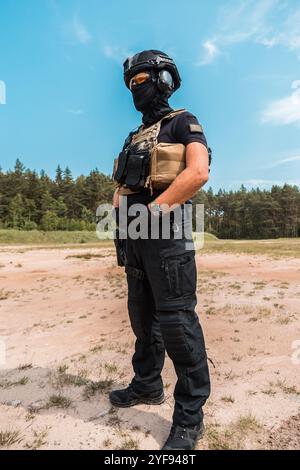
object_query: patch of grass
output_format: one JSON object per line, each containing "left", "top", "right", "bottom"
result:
{"left": 18, "top": 363, "right": 33, "bottom": 371}
{"left": 25, "top": 412, "right": 36, "bottom": 422}
{"left": 51, "top": 366, "right": 89, "bottom": 389}
{"left": 90, "top": 344, "right": 103, "bottom": 353}
{"left": 274, "top": 379, "right": 300, "bottom": 395}
{"left": 0, "top": 289, "right": 13, "bottom": 300}
{"left": 118, "top": 437, "right": 140, "bottom": 450}
{"left": 224, "top": 370, "right": 239, "bottom": 381}
{"left": 104, "top": 363, "right": 118, "bottom": 374}
{"left": 199, "top": 238, "right": 300, "bottom": 259}
{"left": 276, "top": 315, "right": 292, "bottom": 325}
{"left": 57, "top": 364, "right": 69, "bottom": 374}
{"left": 103, "top": 438, "right": 112, "bottom": 448}
{"left": 204, "top": 424, "right": 232, "bottom": 450}
{"left": 47, "top": 394, "right": 72, "bottom": 409}
{"left": 0, "top": 229, "right": 112, "bottom": 246}
{"left": 61, "top": 374, "right": 89, "bottom": 388}
{"left": 0, "top": 376, "right": 29, "bottom": 388}
{"left": 66, "top": 253, "right": 107, "bottom": 260}
{"left": 231, "top": 354, "right": 242, "bottom": 362}
{"left": 247, "top": 347, "right": 257, "bottom": 356}
{"left": 228, "top": 283, "right": 242, "bottom": 290}
{"left": 107, "top": 407, "right": 122, "bottom": 427}
{"left": 221, "top": 395, "right": 235, "bottom": 403}
{"left": 230, "top": 337, "right": 240, "bottom": 343}
{"left": 261, "top": 388, "right": 277, "bottom": 397}
{"left": 25, "top": 428, "right": 49, "bottom": 449}
{"left": 205, "top": 307, "right": 217, "bottom": 315}
{"left": 83, "top": 379, "right": 113, "bottom": 399}
{"left": 205, "top": 413, "right": 262, "bottom": 450}
{"left": 235, "top": 414, "right": 261, "bottom": 433}
{"left": 0, "top": 430, "right": 23, "bottom": 448}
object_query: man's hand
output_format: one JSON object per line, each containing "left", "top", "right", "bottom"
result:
{"left": 152, "top": 142, "right": 209, "bottom": 209}
{"left": 113, "top": 188, "right": 120, "bottom": 208}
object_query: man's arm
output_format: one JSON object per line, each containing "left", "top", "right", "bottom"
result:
{"left": 113, "top": 187, "right": 120, "bottom": 208}
{"left": 151, "top": 142, "right": 209, "bottom": 208}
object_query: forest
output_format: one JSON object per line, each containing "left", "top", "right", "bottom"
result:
{"left": 0, "top": 159, "right": 299, "bottom": 239}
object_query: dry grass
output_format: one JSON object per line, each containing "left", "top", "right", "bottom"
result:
{"left": 46, "top": 394, "right": 72, "bottom": 409}
{"left": 25, "top": 428, "right": 49, "bottom": 449}
{"left": 118, "top": 437, "right": 140, "bottom": 450}
{"left": 204, "top": 413, "right": 262, "bottom": 450}
{"left": 83, "top": 379, "right": 113, "bottom": 399}
{"left": 0, "top": 376, "right": 29, "bottom": 388}
{"left": 0, "top": 429, "right": 23, "bottom": 448}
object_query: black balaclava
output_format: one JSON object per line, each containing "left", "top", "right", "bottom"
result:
{"left": 131, "top": 74, "right": 173, "bottom": 127}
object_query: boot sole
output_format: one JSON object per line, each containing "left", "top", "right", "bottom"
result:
{"left": 109, "top": 393, "right": 165, "bottom": 408}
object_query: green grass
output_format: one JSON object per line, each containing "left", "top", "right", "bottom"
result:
{"left": 0, "top": 229, "right": 217, "bottom": 247}
{"left": 0, "top": 230, "right": 299, "bottom": 258}
{"left": 200, "top": 237, "right": 300, "bottom": 258}
{"left": 0, "top": 229, "right": 112, "bottom": 246}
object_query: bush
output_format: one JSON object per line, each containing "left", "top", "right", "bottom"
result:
{"left": 23, "top": 220, "right": 38, "bottom": 231}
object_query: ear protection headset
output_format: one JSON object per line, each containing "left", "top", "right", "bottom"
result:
{"left": 157, "top": 70, "right": 174, "bottom": 96}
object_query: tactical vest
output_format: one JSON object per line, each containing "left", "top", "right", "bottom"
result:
{"left": 113, "top": 109, "right": 187, "bottom": 195}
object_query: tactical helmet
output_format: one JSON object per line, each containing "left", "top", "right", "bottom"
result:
{"left": 123, "top": 50, "right": 181, "bottom": 94}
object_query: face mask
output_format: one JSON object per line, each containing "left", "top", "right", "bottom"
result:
{"left": 131, "top": 80, "right": 157, "bottom": 112}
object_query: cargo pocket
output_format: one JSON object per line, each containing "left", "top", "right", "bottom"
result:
{"left": 160, "top": 322, "right": 193, "bottom": 365}
{"left": 161, "top": 253, "right": 196, "bottom": 299}
{"left": 179, "top": 255, "right": 196, "bottom": 295}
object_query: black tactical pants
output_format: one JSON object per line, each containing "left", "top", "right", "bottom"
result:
{"left": 124, "top": 208, "right": 211, "bottom": 426}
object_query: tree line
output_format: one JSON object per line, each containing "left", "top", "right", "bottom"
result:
{"left": 0, "top": 159, "right": 299, "bottom": 238}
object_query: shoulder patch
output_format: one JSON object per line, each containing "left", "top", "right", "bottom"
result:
{"left": 189, "top": 123, "right": 203, "bottom": 133}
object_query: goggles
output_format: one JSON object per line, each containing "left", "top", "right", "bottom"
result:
{"left": 129, "top": 71, "right": 151, "bottom": 90}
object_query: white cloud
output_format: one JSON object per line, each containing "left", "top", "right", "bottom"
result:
{"left": 261, "top": 81, "right": 300, "bottom": 126}
{"left": 196, "top": 41, "right": 219, "bottom": 66}
{"left": 196, "top": 0, "right": 300, "bottom": 66}
{"left": 65, "top": 15, "right": 91, "bottom": 45}
{"left": 269, "top": 155, "right": 300, "bottom": 167}
{"left": 67, "top": 109, "right": 85, "bottom": 116}
{"left": 292, "top": 80, "right": 300, "bottom": 90}
{"left": 103, "top": 45, "right": 134, "bottom": 65}
{"left": 72, "top": 16, "right": 91, "bottom": 45}
{"left": 0, "top": 80, "right": 6, "bottom": 105}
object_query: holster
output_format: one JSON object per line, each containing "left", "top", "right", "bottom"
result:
{"left": 114, "top": 234, "right": 127, "bottom": 267}
{"left": 112, "top": 207, "right": 127, "bottom": 267}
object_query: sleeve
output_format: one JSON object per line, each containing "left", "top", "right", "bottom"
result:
{"left": 174, "top": 111, "right": 208, "bottom": 147}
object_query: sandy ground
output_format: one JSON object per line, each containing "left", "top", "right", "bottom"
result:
{"left": 0, "top": 245, "right": 299, "bottom": 450}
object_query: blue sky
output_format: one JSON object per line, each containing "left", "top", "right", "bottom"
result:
{"left": 0, "top": 0, "right": 299, "bottom": 191}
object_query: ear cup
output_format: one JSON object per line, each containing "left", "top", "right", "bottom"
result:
{"left": 157, "top": 70, "right": 174, "bottom": 95}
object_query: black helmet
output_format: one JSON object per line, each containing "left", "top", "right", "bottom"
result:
{"left": 123, "top": 50, "right": 181, "bottom": 93}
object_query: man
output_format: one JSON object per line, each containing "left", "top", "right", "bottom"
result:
{"left": 110, "top": 50, "right": 211, "bottom": 450}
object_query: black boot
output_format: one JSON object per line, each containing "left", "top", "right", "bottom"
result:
{"left": 162, "top": 422, "right": 205, "bottom": 450}
{"left": 109, "top": 384, "right": 165, "bottom": 408}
